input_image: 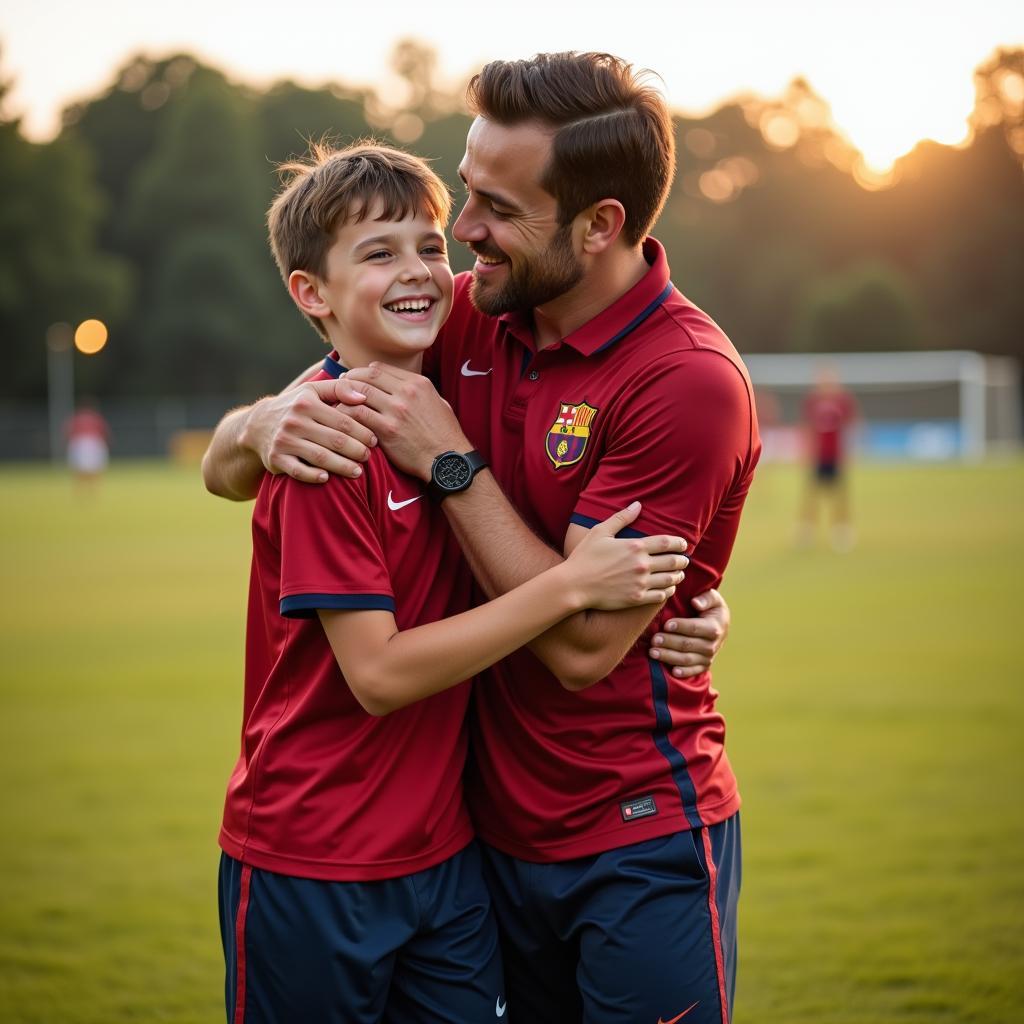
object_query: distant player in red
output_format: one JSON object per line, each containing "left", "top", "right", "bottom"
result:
{"left": 203, "top": 54, "right": 757, "bottom": 1024}
{"left": 799, "top": 366, "right": 858, "bottom": 551}
{"left": 65, "top": 402, "right": 109, "bottom": 491}
{"left": 217, "top": 141, "right": 689, "bottom": 1023}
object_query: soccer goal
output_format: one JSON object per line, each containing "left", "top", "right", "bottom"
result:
{"left": 745, "top": 351, "right": 1021, "bottom": 461}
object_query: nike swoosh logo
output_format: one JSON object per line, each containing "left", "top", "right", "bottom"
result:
{"left": 495, "top": 997, "right": 507, "bottom": 1017}
{"left": 657, "top": 1002, "right": 700, "bottom": 1024}
{"left": 461, "top": 360, "right": 493, "bottom": 377}
{"left": 386, "top": 490, "right": 422, "bottom": 511}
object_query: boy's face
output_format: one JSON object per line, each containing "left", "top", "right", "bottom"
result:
{"left": 314, "top": 202, "right": 453, "bottom": 366}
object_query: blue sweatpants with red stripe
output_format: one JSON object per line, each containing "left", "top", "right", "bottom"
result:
{"left": 480, "top": 813, "right": 740, "bottom": 1024}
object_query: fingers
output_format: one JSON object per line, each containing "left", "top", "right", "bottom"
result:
{"left": 640, "top": 533, "right": 687, "bottom": 554}
{"left": 638, "top": 584, "right": 677, "bottom": 605}
{"left": 271, "top": 452, "right": 365, "bottom": 482}
{"left": 268, "top": 417, "right": 376, "bottom": 481}
{"left": 592, "top": 501, "right": 642, "bottom": 536}
{"left": 664, "top": 664, "right": 711, "bottom": 679}
{"left": 649, "top": 632, "right": 716, "bottom": 679}
{"left": 344, "top": 363, "right": 417, "bottom": 396}
{"left": 650, "top": 631, "right": 717, "bottom": 660}
{"left": 318, "top": 406, "right": 377, "bottom": 453}
{"left": 648, "top": 553, "right": 689, "bottom": 574}
{"left": 340, "top": 377, "right": 392, "bottom": 413}
{"left": 307, "top": 377, "right": 362, "bottom": 403}
{"left": 646, "top": 570, "right": 686, "bottom": 592}
{"left": 660, "top": 616, "right": 722, "bottom": 642}
{"left": 692, "top": 588, "right": 723, "bottom": 612}
{"left": 286, "top": 441, "right": 369, "bottom": 480}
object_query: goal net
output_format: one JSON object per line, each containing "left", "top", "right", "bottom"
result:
{"left": 744, "top": 351, "right": 1021, "bottom": 461}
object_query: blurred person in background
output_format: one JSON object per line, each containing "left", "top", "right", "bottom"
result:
{"left": 65, "top": 400, "right": 110, "bottom": 492}
{"left": 798, "top": 366, "right": 858, "bottom": 551}
{"left": 204, "top": 51, "right": 757, "bottom": 1024}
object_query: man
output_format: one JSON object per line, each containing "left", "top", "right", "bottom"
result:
{"left": 798, "top": 365, "right": 858, "bottom": 551}
{"left": 204, "top": 52, "right": 758, "bottom": 1023}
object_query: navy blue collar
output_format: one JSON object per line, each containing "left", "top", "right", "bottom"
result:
{"left": 320, "top": 353, "right": 350, "bottom": 378}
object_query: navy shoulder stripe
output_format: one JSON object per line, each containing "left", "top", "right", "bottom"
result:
{"left": 569, "top": 512, "right": 646, "bottom": 539}
{"left": 280, "top": 593, "right": 395, "bottom": 618}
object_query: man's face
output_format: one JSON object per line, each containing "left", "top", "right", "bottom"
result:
{"left": 453, "top": 117, "right": 584, "bottom": 317}
{"left": 309, "top": 202, "right": 454, "bottom": 367}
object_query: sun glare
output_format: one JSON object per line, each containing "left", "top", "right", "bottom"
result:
{"left": 801, "top": 28, "right": 983, "bottom": 177}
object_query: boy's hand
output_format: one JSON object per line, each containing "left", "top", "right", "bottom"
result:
{"left": 566, "top": 502, "right": 688, "bottom": 610}
{"left": 648, "top": 588, "right": 731, "bottom": 678}
{"left": 242, "top": 379, "right": 377, "bottom": 482}
{"left": 341, "top": 364, "right": 469, "bottom": 479}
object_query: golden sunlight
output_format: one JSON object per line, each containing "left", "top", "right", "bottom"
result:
{"left": 821, "top": 61, "right": 977, "bottom": 175}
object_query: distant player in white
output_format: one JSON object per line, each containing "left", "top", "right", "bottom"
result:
{"left": 66, "top": 402, "right": 110, "bottom": 489}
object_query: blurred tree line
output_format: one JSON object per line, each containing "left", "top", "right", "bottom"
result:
{"left": 2, "top": 42, "right": 1022, "bottom": 401}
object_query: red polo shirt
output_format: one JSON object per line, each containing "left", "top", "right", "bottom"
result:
{"left": 435, "top": 238, "right": 761, "bottom": 861}
{"left": 219, "top": 357, "right": 474, "bottom": 880}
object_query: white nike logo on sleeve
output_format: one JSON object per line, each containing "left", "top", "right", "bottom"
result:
{"left": 387, "top": 491, "right": 422, "bottom": 511}
{"left": 461, "top": 360, "right": 492, "bottom": 377}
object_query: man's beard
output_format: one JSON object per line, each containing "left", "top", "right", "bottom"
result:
{"left": 469, "top": 224, "right": 584, "bottom": 317}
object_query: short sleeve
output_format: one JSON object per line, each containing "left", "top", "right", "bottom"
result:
{"left": 571, "top": 351, "right": 756, "bottom": 545}
{"left": 270, "top": 474, "right": 395, "bottom": 618}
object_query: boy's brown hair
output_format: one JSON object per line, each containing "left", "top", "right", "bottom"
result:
{"left": 268, "top": 140, "right": 452, "bottom": 337}
{"left": 466, "top": 52, "right": 675, "bottom": 247}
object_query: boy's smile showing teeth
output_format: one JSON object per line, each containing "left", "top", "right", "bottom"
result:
{"left": 384, "top": 296, "right": 436, "bottom": 319}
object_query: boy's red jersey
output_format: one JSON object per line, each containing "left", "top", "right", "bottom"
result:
{"left": 219, "top": 359, "right": 474, "bottom": 880}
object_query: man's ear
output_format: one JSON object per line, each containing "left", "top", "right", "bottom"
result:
{"left": 288, "top": 269, "right": 331, "bottom": 322}
{"left": 579, "top": 199, "right": 627, "bottom": 255}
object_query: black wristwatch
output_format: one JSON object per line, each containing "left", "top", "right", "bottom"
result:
{"left": 428, "top": 450, "right": 488, "bottom": 501}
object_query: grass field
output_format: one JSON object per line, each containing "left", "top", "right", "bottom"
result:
{"left": 1, "top": 459, "right": 1022, "bottom": 1023}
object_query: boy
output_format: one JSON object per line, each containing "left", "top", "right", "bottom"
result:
{"left": 218, "top": 141, "right": 689, "bottom": 1023}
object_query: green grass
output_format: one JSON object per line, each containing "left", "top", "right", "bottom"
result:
{"left": 1, "top": 460, "right": 1022, "bottom": 1023}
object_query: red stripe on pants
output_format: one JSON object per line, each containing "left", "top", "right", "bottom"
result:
{"left": 233, "top": 864, "right": 253, "bottom": 1024}
{"left": 701, "top": 829, "right": 729, "bottom": 1024}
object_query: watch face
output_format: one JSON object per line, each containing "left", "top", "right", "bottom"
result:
{"left": 434, "top": 452, "right": 472, "bottom": 492}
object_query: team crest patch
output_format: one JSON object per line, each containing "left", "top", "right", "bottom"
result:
{"left": 546, "top": 401, "right": 599, "bottom": 469}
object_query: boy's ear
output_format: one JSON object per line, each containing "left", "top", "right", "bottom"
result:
{"left": 288, "top": 270, "right": 331, "bottom": 322}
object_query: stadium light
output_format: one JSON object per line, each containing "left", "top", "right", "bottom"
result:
{"left": 46, "top": 320, "right": 109, "bottom": 463}
{"left": 74, "top": 319, "right": 108, "bottom": 355}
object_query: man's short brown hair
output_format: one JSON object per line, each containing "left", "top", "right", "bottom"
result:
{"left": 466, "top": 52, "right": 675, "bottom": 248}
{"left": 268, "top": 141, "right": 452, "bottom": 336}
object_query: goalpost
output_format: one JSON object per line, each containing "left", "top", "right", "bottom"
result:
{"left": 744, "top": 351, "right": 1021, "bottom": 462}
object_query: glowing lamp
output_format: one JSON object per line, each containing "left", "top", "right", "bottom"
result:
{"left": 75, "top": 319, "right": 108, "bottom": 355}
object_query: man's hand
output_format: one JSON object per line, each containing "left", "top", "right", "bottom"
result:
{"left": 243, "top": 378, "right": 378, "bottom": 483}
{"left": 648, "top": 588, "right": 731, "bottom": 678}
{"left": 341, "top": 363, "right": 469, "bottom": 480}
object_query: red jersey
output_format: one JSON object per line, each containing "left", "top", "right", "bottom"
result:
{"left": 66, "top": 409, "right": 109, "bottom": 442}
{"left": 803, "top": 389, "right": 857, "bottom": 464}
{"left": 435, "top": 238, "right": 760, "bottom": 861}
{"left": 219, "top": 358, "right": 474, "bottom": 881}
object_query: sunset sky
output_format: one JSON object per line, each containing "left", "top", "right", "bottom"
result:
{"left": 3, "top": 0, "right": 1021, "bottom": 171}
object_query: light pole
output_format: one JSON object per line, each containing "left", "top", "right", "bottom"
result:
{"left": 45, "top": 319, "right": 109, "bottom": 464}
{"left": 46, "top": 323, "right": 74, "bottom": 464}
